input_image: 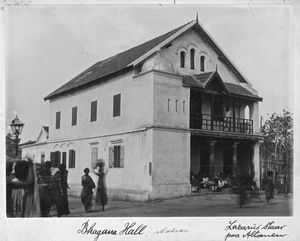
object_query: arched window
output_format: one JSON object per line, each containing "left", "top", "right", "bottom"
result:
{"left": 180, "top": 51, "right": 185, "bottom": 68}
{"left": 200, "top": 56, "right": 205, "bottom": 72}
{"left": 244, "top": 105, "right": 250, "bottom": 119}
{"left": 190, "top": 49, "right": 195, "bottom": 69}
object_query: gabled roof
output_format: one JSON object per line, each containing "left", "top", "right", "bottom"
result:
{"left": 36, "top": 126, "right": 49, "bottom": 143}
{"left": 45, "top": 19, "right": 252, "bottom": 100}
{"left": 44, "top": 21, "right": 192, "bottom": 100}
{"left": 183, "top": 71, "right": 262, "bottom": 101}
{"left": 42, "top": 126, "right": 49, "bottom": 136}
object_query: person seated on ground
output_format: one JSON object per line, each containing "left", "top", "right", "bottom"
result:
{"left": 201, "top": 175, "right": 210, "bottom": 188}
{"left": 212, "top": 177, "right": 220, "bottom": 192}
{"left": 190, "top": 171, "right": 194, "bottom": 184}
{"left": 218, "top": 178, "right": 225, "bottom": 189}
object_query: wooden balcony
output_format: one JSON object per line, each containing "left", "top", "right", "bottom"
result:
{"left": 190, "top": 113, "right": 253, "bottom": 134}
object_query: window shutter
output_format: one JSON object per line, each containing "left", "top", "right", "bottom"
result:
{"left": 120, "top": 145, "right": 124, "bottom": 168}
{"left": 68, "top": 150, "right": 72, "bottom": 168}
{"left": 56, "top": 111, "right": 61, "bottom": 129}
{"left": 109, "top": 147, "right": 113, "bottom": 168}
{"left": 91, "top": 147, "right": 98, "bottom": 169}
{"left": 90, "top": 101, "right": 97, "bottom": 122}
{"left": 73, "top": 150, "right": 76, "bottom": 168}
{"left": 72, "top": 107, "right": 77, "bottom": 126}
{"left": 113, "top": 94, "right": 121, "bottom": 117}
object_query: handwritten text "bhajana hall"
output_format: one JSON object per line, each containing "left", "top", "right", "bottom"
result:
{"left": 77, "top": 220, "right": 147, "bottom": 241}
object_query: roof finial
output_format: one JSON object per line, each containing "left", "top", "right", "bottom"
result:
{"left": 196, "top": 12, "right": 199, "bottom": 23}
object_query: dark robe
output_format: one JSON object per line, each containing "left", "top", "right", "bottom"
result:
{"left": 81, "top": 175, "right": 95, "bottom": 212}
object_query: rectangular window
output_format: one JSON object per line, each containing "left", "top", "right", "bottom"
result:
{"left": 176, "top": 100, "right": 178, "bottom": 112}
{"left": 62, "top": 152, "right": 67, "bottom": 166}
{"left": 54, "top": 151, "right": 61, "bottom": 168}
{"left": 149, "top": 162, "right": 152, "bottom": 176}
{"left": 183, "top": 101, "right": 185, "bottom": 113}
{"left": 41, "top": 153, "right": 45, "bottom": 164}
{"left": 72, "top": 106, "right": 77, "bottom": 126}
{"left": 113, "top": 94, "right": 121, "bottom": 117}
{"left": 90, "top": 101, "right": 97, "bottom": 122}
{"left": 109, "top": 145, "right": 124, "bottom": 168}
{"left": 56, "top": 111, "right": 61, "bottom": 129}
{"left": 168, "top": 98, "right": 170, "bottom": 112}
{"left": 91, "top": 146, "right": 98, "bottom": 168}
{"left": 69, "top": 149, "right": 76, "bottom": 168}
{"left": 114, "top": 145, "right": 120, "bottom": 167}
{"left": 50, "top": 152, "right": 55, "bottom": 166}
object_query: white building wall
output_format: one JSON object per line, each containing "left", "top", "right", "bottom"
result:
{"left": 49, "top": 71, "right": 154, "bottom": 142}
{"left": 152, "top": 71, "right": 190, "bottom": 128}
{"left": 151, "top": 128, "right": 191, "bottom": 199}
{"left": 56, "top": 130, "right": 153, "bottom": 199}
{"left": 160, "top": 29, "right": 242, "bottom": 85}
{"left": 21, "top": 144, "right": 50, "bottom": 163}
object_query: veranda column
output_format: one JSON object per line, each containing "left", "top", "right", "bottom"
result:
{"left": 252, "top": 141, "right": 263, "bottom": 188}
{"left": 209, "top": 141, "right": 216, "bottom": 178}
{"left": 232, "top": 142, "right": 238, "bottom": 177}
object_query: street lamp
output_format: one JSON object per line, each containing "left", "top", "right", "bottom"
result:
{"left": 10, "top": 115, "right": 24, "bottom": 158}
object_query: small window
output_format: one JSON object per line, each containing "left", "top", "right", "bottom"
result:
{"left": 68, "top": 149, "right": 76, "bottom": 168}
{"left": 149, "top": 162, "right": 152, "bottom": 176}
{"left": 109, "top": 145, "right": 124, "bottom": 168}
{"left": 72, "top": 106, "right": 77, "bottom": 126}
{"left": 113, "top": 94, "right": 121, "bottom": 117}
{"left": 183, "top": 101, "right": 185, "bottom": 113}
{"left": 168, "top": 98, "right": 170, "bottom": 112}
{"left": 190, "top": 49, "right": 195, "bottom": 69}
{"left": 55, "top": 111, "right": 61, "bottom": 129}
{"left": 180, "top": 51, "right": 185, "bottom": 68}
{"left": 176, "top": 100, "right": 178, "bottom": 112}
{"left": 90, "top": 101, "right": 97, "bottom": 122}
{"left": 200, "top": 56, "right": 205, "bottom": 72}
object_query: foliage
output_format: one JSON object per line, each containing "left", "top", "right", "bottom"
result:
{"left": 260, "top": 109, "right": 293, "bottom": 164}
{"left": 6, "top": 133, "right": 16, "bottom": 158}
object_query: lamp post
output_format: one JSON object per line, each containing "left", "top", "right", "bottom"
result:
{"left": 10, "top": 115, "right": 24, "bottom": 158}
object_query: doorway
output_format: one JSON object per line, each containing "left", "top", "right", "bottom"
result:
{"left": 223, "top": 151, "right": 233, "bottom": 177}
{"left": 200, "top": 150, "right": 210, "bottom": 177}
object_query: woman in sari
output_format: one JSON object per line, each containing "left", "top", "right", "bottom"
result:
{"left": 81, "top": 168, "right": 95, "bottom": 212}
{"left": 10, "top": 155, "right": 40, "bottom": 217}
{"left": 93, "top": 159, "right": 108, "bottom": 212}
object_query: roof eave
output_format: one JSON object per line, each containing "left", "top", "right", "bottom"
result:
{"left": 44, "top": 66, "right": 133, "bottom": 101}
{"left": 129, "top": 20, "right": 197, "bottom": 67}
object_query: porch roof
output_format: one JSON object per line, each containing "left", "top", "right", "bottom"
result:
{"left": 191, "top": 129, "right": 264, "bottom": 142}
{"left": 182, "top": 71, "right": 262, "bottom": 101}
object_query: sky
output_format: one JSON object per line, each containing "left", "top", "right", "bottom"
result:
{"left": 4, "top": 4, "right": 293, "bottom": 142}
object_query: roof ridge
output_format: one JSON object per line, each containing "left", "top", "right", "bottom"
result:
{"left": 45, "top": 20, "right": 192, "bottom": 100}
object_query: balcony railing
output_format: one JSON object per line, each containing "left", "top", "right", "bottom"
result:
{"left": 190, "top": 113, "right": 253, "bottom": 134}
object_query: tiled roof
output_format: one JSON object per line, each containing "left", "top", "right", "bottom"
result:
{"left": 44, "top": 21, "right": 192, "bottom": 100}
{"left": 182, "top": 72, "right": 214, "bottom": 88}
{"left": 183, "top": 71, "right": 262, "bottom": 101}
{"left": 225, "top": 83, "right": 262, "bottom": 100}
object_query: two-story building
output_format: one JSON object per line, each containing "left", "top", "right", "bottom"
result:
{"left": 23, "top": 18, "right": 263, "bottom": 200}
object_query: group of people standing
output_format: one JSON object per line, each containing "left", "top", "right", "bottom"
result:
{"left": 37, "top": 161, "right": 70, "bottom": 217}
{"left": 6, "top": 154, "right": 70, "bottom": 217}
{"left": 6, "top": 154, "right": 108, "bottom": 217}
